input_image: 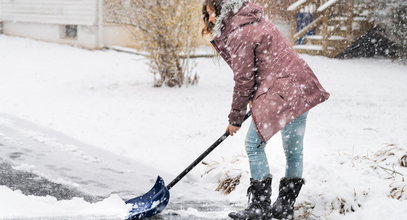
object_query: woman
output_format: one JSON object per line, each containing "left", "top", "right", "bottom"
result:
{"left": 202, "top": 0, "right": 330, "bottom": 219}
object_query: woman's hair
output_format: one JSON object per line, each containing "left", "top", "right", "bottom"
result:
{"left": 202, "top": 0, "right": 223, "bottom": 35}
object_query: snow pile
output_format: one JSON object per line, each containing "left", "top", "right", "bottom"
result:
{"left": 199, "top": 144, "right": 407, "bottom": 219}
{"left": 296, "top": 144, "right": 407, "bottom": 219}
{"left": 369, "top": 144, "right": 407, "bottom": 200}
{"left": 0, "top": 186, "right": 131, "bottom": 219}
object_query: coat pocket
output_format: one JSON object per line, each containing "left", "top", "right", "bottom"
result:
{"left": 268, "top": 92, "right": 291, "bottom": 115}
{"left": 254, "top": 86, "right": 270, "bottom": 100}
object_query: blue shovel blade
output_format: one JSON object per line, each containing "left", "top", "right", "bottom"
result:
{"left": 126, "top": 176, "right": 170, "bottom": 220}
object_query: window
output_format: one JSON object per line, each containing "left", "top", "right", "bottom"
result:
{"left": 63, "top": 25, "right": 78, "bottom": 39}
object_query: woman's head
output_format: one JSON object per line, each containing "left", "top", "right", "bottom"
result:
{"left": 202, "top": 0, "right": 223, "bottom": 35}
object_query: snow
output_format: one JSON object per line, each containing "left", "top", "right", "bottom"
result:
{"left": 287, "top": 0, "right": 308, "bottom": 11}
{"left": 293, "top": 44, "right": 335, "bottom": 51}
{"left": 0, "top": 186, "right": 131, "bottom": 219}
{"left": 304, "top": 35, "right": 346, "bottom": 40}
{"left": 0, "top": 35, "right": 407, "bottom": 219}
{"left": 317, "top": 0, "right": 339, "bottom": 12}
{"left": 354, "top": 16, "right": 368, "bottom": 21}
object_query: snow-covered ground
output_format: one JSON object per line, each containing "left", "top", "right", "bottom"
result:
{"left": 0, "top": 35, "right": 406, "bottom": 219}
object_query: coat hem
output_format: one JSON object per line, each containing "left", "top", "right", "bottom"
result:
{"left": 256, "top": 95, "right": 329, "bottom": 142}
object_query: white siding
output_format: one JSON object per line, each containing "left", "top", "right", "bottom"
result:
{"left": 0, "top": 0, "right": 97, "bottom": 25}
{"left": 0, "top": 1, "right": 3, "bottom": 21}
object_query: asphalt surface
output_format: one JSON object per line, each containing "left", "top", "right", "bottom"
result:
{"left": 0, "top": 159, "right": 99, "bottom": 202}
{"left": 0, "top": 156, "right": 235, "bottom": 219}
{"left": 0, "top": 112, "right": 236, "bottom": 220}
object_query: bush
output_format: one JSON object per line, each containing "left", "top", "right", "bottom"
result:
{"left": 373, "top": 0, "right": 407, "bottom": 61}
{"left": 105, "top": 0, "right": 201, "bottom": 87}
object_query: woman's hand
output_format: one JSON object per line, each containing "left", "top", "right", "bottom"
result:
{"left": 226, "top": 124, "right": 240, "bottom": 136}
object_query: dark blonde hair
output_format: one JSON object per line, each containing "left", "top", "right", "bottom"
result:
{"left": 202, "top": 0, "right": 223, "bottom": 35}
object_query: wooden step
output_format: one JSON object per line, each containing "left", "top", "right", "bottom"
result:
{"left": 293, "top": 44, "right": 335, "bottom": 56}
{"left": 311, "top": 24, "right": 361, "bottom": 38}
{"left": 304, "top": 35, "right": 349, "bottom": 46}
{"left": 304, "top": 35, "right": 346, "bottom": 40}
{"left": 330, "top": 16, "right": 368, "bottom": 22}
{"left": 328, "top": 16, "right": 370, "bottom": 30}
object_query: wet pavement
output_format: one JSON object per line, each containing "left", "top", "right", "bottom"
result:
{"left": 0, "top": 113, "right": 236, "bottom": 219}
{"left": 0, "top": 159, "right": 99, "bottom": 202}
{"left": 0, "top": 113, "right": 163, "bottom": 200}
{"left": 0, "top": 158, "right": 235, "bottom": 219}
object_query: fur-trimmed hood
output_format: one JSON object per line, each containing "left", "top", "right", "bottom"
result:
{"left": 213, "top": 0, "right": 263, "bottom": 37}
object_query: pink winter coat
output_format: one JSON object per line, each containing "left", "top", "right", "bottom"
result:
{"left": 211, "top": 2, "right": 330, "bottom": 142}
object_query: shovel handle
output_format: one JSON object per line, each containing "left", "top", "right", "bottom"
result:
{"left": 166, "top": 110, "right": 252, "bottom": 190}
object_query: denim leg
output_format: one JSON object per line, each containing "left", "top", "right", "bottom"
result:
{"left": 281, "top": 111, "right": 308, "bottom": 178}
{"left": 245, "top": 120, "right": 270, "bottom": 181}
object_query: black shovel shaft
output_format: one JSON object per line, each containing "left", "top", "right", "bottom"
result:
{"left": 166, "top": 111, "right": 252, "bottom": 190}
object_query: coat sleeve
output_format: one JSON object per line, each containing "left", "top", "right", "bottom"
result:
{"left": 226, "top": 31, "right": 258, "bottom": 126}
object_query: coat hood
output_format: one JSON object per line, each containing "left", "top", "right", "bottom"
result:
{"left": 213, "top": 0, "right": 263, "bottom": 37}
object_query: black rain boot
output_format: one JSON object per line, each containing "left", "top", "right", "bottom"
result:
{"left": 270, "top": 177, "right": 305, "bottom": 220}
{"left": 228, "top": 176, "right": 273, "bottom": 220}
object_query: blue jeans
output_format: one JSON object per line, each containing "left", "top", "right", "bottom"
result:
{"left": 245, "top": 111, "right": 308, "bottom": 180}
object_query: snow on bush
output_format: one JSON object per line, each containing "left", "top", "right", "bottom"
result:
{"left": 306, "top": 144, "right": 407, "bottom": 217}
{"left": 200, "top": 154, "right": 250, "bottom": 195}
{"left": 297, "top": 143, "right": 407, "bottom": 218}
{"left": 370, "top": 144, "right": 407, "bottom": 201}
{"left": 390, "top": 180, "right": 407, "bottom": 200}
{"left": 297, "top": 157, "right": 370, "bottom": 218}
{"left": 365, "top": 143, "right": 405, "bottom": 184}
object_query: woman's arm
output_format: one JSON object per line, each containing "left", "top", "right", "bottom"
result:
{"left": 226, "top": 30, "right": 258, "bottom": 127}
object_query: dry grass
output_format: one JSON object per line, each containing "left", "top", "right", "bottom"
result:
{"left": 400, "top": 155, "right": 407, "bottom": 167}
{"left": 295, "top": 201, "right": 315, "bottom": 218}
{"left": 215, "top": 173, "right": 242, "bottom": 195}
{"left": 390, "top": 177, "right": 407, "bottom": 200}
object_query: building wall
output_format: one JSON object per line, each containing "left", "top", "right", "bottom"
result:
{"left": 0, "top": 0, "right": 103, "bottom": 49}
{"left": 0, "top": 1, "right": 3, "bottom": 21}
{"left": 0, "top": 1, "right": 3, "bottom": 33}
{"left": 0, "top": 0, "right": 97, "bottom": 25}
{"left": 2, "top": 21, "right": 100, "bottom": 48}
{"left": 102, "top": 24, "right": 141, "bottom": 49}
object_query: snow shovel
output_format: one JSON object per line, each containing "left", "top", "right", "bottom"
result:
{"left": 125, "top": 111, "right": 252, "bottom": 219}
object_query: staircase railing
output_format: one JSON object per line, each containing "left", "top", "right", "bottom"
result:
{"left": 288, "top": 0, "right": 374, "bottom": 56}
{"left": 289, "top": 0, "right": 345, "bottom": 52}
